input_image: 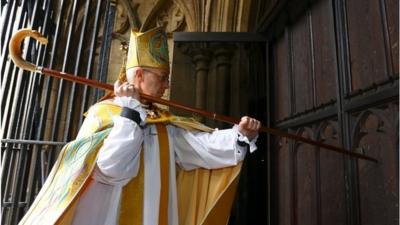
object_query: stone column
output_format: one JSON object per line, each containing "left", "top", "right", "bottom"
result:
{"left": 192, "top": 48, "right": 212, "bottom": 111}
{"left": 214, "top": 44, "right": 234, "bottom": 128}
{"left": 180, "top": 44, "right": 212, "bottom": 122}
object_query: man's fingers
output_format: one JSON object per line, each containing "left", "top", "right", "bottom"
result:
{"left": 246, "top": 119, "right": 252, "bottom": 129}
{"left": 254, "top": 120, "right": 260, "bottom": 130}
{"left": 114, "top": 80, "right": 121, "bottom": 88}
{"left": 240, "top": 116, "right": 261, "bottom": 131}
{"left": 115, "top": 81, "right": 138, "bottom": 97}
{"left": 252, "top": 120, "right": 261, "bottom": 130}
{"left": 251, "top": 119, "right": 258, "bottom": 130}
{"left": 114, "top": 81, "right": 121, "bottom": 96}
{"left": 245, "top": 118, "right": 260, "bottom": 130}
{"left": 114, "top": 81, "right": 120, "bottom": 92}
{"left": 256, "top": 121, "right": 261, "bottom": 130}
{"left": 248, "top": 119, "right": 254, "bottom": 130}
{"left": 246, "top": 118, "right": 253, "bottom": 129}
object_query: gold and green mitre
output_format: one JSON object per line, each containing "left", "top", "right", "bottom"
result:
{"left": 126, "top": 27, "right": 170, "bottom": 71}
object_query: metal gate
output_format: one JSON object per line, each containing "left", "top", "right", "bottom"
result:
{"left": 1, "top": 0, "right": 117, "bottom": 224}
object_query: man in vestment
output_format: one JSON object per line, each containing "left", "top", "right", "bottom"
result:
{"left": 19, "top": 27, "right": 261, "bottom": 225}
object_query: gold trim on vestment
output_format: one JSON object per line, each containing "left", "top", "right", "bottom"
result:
{"left": 156, "top": 124, "right": 170, "bottom": 225}
{"left": 118, "top": 149, "right": 144, "bottom": 225}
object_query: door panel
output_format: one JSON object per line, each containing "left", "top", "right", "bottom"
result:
{"left": 346, "top": 0, "right": 388, "bottom": 91}
{"left": 291, "top": 16, "right": 314, "bottom": 113}
{"left": 310, "top": 0, "right": 337, "bottom": 105}
{"left": 352, "top": 103, "right": 399, "bottom": 225}
{"left": 274, "top": 35, "right": 291, "bottom": 121}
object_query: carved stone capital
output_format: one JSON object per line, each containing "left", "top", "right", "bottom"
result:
{"left": 192, "top": 50, "right": 212, "bottom": 72}
{"left": 178, "top": 43, "right": 212, "bottom": 72}
{"left": 212, "top": 43, "right": 235, "bottom": 66}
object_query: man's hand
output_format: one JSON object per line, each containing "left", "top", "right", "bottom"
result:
{"left": 238, "top": 116, "right": 261, "bottom": 141}
{"left": 114, "top": 81, "right": 140, "bottom": 101}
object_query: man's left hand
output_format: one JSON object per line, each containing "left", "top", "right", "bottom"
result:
{"left": 238, "top": 116, "right": 261, "bottom": 141}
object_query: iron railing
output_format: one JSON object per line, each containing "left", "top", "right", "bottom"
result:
{"left": 1, "top": 0, "right": 116, "bottom": 224}
{"left": 1, "top": 139, "right": 65, "bottom": 225}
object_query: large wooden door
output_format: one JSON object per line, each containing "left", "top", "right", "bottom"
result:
{"left": 264, "top": 0, "right": 398, "bottom": 224}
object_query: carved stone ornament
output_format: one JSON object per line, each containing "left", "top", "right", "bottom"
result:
{"left": 112, "top": 0, "right": 141, "bottom": 43}
{"left": 156, "top": 2, "right": 185, "bottom": 32}
{"left": 114, "top": 3, "right": 130, "bottom": 34}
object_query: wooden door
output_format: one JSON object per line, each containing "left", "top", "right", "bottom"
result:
{"left": 265, "top": 0, "right": 398, "bottom": 224}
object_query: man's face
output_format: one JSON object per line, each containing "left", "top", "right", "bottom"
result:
{"left": 128, "top": 67, "right": 170, "bottom": 98}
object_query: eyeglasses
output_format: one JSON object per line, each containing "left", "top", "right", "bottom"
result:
{"left": 142, "top": 68, "right": 170, "bottom": 82}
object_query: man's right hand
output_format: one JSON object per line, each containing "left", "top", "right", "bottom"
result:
{"left": 114, "top": 81, "right": 140, "bottom": 101}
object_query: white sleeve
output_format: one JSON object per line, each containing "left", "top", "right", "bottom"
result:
{"left": 93, "top": 97, "right": 146, "bottom": 186}
{"left": 169, "top": 125, "right": 258, "bottom": 170}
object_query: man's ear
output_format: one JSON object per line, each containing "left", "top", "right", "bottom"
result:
{"left": 135, "top": 68, "right": 144, "bottom": 82}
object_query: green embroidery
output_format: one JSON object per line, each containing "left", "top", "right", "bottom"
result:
{"left": 148, "top": 32, "right": 169, "bottom": 64}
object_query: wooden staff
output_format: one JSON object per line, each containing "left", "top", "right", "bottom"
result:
{"left": 9, "top": 28, "right": 377, "bottom": 163}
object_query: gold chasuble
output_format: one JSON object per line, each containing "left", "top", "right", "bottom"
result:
{"left": 18, "top": 101, "right": 242, "bottom": 225}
